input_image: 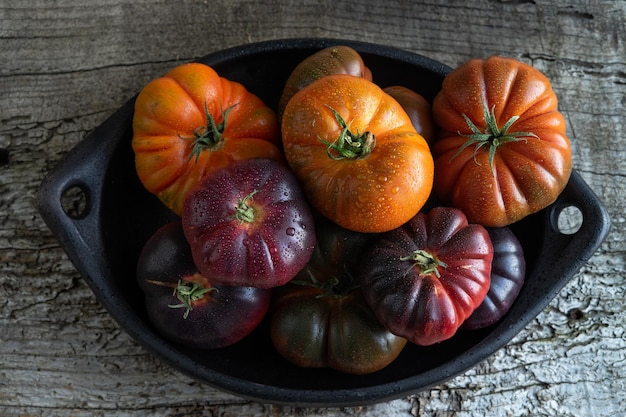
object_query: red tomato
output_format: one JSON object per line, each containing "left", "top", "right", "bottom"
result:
{"left": 132, "top": 62, "right": 283, "bottom": 215}
{"left": 181, "top": 158, "right": 316, "bottom": 289}
{"left": 359, "top": 207, "right": 493, "bottom": 346}
{"left": 431, "top": 56, "right": 572, "bottom": 227}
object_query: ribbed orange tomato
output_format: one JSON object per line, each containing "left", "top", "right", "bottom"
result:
{"left": 281, "top": 74, "right": 434, "bottom": 233}
{"left": 132, "top": 62, "right": 283, "bottom": 215}
{"left": 431, "top": 56, "right": 572, "bottom": 227}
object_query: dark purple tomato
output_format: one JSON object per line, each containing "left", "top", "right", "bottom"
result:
{"left": 270, "top": 218, "right": 406, "bottom": 375}
{"left": 137, "top": 221, "right": 271, "bottom": 349}
{"left": 303, "top": 214, "right": 373, "bottom": 281}
{"left": 359, "top": 206, "right": 493, "bottom": 346}
{"left": 181, "top": 158, "right": 316, "bottom": 289}
{"left": 462, "top": 226, "right": 526, "bottom": 330}
{"left": 271, "top": 284, "right": 407, "bottom": 375}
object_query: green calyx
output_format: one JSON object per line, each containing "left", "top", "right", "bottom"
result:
{"left": 319, "top": 105, "right": 376, "bottom": 160}
{"left": 184, "top": 102, "right": 237, "bottom": 163}
{"left": 452, "top": 99, "right": 538, "bottom": 175}
{"left": 400, "top": 249, "right": 448, "bottom": 278}
{"left": 233, "top": 189, "right": 259, "bottom": 223}
{"left": 169, "top": 280, "right": 216, "bottom": 319}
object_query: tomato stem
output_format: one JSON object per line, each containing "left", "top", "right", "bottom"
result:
{"left": 292, "top": 267, "right": 359, "bottom": 297}
{"left": 319, "top": 105, "right": 376, "bottom": 160}
{"left": 185, "top": 102, "right": 237, "bottom": 163}
{"left": 452, "top": 99, "right": 538, "bottom": 175}
{"left": 168, "top": 279, "right": 217, "bottom": 319}
{"left": 400, "top": 249, "right": 447, "bottom": 278}
{"left": 233, "top": 189, "right": 259, "bottom": 223}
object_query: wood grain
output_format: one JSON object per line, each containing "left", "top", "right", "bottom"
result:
{"left": 1, "top": 0, "right": 624, "bottom": 416}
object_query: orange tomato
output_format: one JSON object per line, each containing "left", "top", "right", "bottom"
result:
{"left": 132, "top": 62, "right": 283, "bottom": 215}
{"left": 431, "top": 56, "right": 572, "bottom": 227}
{"left": 281, "top": 74, "right": 434, "bottom": 233}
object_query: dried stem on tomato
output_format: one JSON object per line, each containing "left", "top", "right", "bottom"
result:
{"left": 233, "top": 189, "right": 259, "bottom": 223}
{"left": 319, "top": 105, "right": 376, "bottom": 160}
{"left": 452, "top": 99, "right": 538, "bottom": 174}
{"left": 400, "top": 249, "right": 448, "bottom": 278}
{"left": 292, "top": 267, "right": 360, "bottom": 298}
{"left": 146, "top": 278, "right": 217, "bottom": 319}
{"left": 169, "top": 279, "right": 217, "bottom": 319}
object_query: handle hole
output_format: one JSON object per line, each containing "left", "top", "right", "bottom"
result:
{"left": 61, "top": 185, "right": 90, "bottom": 219}
{"left": 555, "top": 205, "right": 583, "bottom": 235}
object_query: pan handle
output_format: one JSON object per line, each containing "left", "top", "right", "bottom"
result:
{"left": 37, "top": 101, "right": 135, "bottom": 285}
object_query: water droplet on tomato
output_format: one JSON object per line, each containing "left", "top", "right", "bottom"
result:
{"left": 391, "top": 186, "right": 400, "bottom": 194}
{"left": 286, "top": 227, "right": 295, "bottom": 236}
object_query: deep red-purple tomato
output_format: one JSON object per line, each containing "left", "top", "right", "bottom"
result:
{"left": 182, "top": 158, "right": 316, "bottom": 288}
{"left": 462, "top": 226, "right": 526, "bottom": 330}
{"left": 136, "top": 221, "right": 271, "bottom": 349}
{"left": 359, "top": 206, "right": 493, "bottom": 346}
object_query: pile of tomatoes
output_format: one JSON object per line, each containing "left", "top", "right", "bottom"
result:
{"left": 131, "top": 46, "right": 572, "bottom": 375}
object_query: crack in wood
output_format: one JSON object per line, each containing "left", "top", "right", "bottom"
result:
{"left": 0, "top": 148, "right": 9, "bottom": 166}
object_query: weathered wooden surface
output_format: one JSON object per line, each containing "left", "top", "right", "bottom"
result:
{"left": 1, "top": 0, "right": 624, "bottom": 416}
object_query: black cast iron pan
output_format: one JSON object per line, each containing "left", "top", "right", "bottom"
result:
{"left": 37, "top": 38, "right": 611, "bottom": 407}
